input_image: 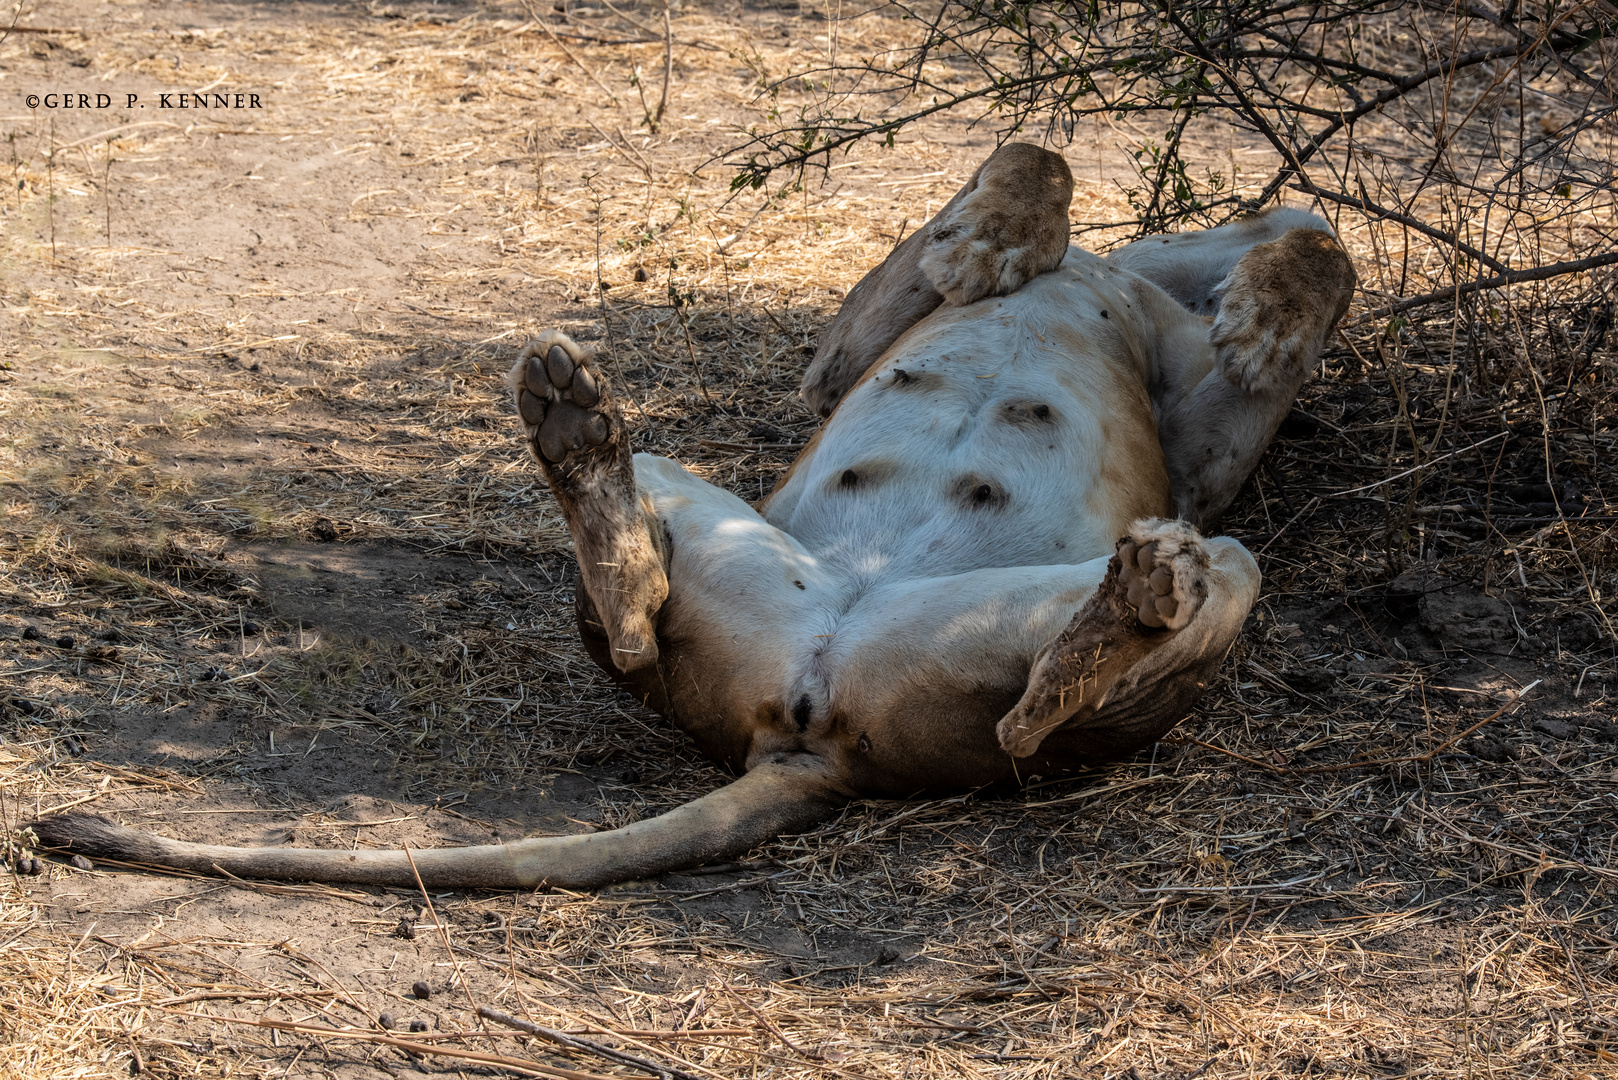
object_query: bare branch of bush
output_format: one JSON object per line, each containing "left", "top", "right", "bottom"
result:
{"left": 727, "top": 0, "right": 1618, "bottom": 313}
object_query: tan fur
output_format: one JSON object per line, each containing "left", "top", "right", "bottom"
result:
{"left": 916, "top": 144, "right": 1075, "bottom": 306}
{"left": 996, "top": 519, "right": 1214, "bottom": 757}
{"left": 1211, "top": 229, "right": 1356, "bottom": 394}
{"left": 34, "top": 758, "right": 845, "bottom": 890}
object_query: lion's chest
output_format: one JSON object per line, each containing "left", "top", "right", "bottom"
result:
{"left": 763, "top": 256, "right": 1172, "bottom": 579}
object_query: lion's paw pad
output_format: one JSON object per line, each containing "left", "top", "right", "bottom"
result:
{"left": 511, "top": 336, "right": 611, "bottom": 463}
{"left": 1116, "top": 525, "right": 1209, "bottom": 631}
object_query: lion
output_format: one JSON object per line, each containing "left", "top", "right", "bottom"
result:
{"left": 31, "top": 144, "right": 1355, "bottom": 888}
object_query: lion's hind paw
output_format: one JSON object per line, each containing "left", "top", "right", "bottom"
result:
{"left": 1116, "top": 519, "right": 1209, "bottom": 632}
{"left": 508, "top": 331, "right": 613, "bottom": 465}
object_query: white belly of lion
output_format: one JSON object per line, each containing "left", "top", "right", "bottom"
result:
{"left": 762, "top": 247, "right": 1179, "bottom": 579}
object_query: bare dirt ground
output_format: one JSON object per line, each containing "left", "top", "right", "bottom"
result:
{"left": 3, "top": 1, "right": 1617, "bottom": 1078}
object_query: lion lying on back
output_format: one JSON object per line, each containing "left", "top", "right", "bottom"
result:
{"left": 33, "top": 145, "right": 1354, "bottom": 889}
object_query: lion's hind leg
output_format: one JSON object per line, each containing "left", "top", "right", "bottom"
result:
{"left": 508, "top": 332, "right": 667, "bottom": 673}
{"left": 996, "top": 519, "right": 1258, "bottom": 760}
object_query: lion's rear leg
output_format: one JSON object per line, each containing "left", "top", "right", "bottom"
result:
{"left": 508, "top": 332, "right": 667, "bottom": 673}
{"left": 997, "top": 519, "right": 1258, "bottom": 759}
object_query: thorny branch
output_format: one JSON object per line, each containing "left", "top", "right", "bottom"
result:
{"left": 727, "top": 0, "right": 1618, "bottom": 309}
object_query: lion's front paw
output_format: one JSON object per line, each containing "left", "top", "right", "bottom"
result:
{"left": 509, "top": 332, "right": 614, "bottom": 464}
{"left": 918, "top": 210, "right": 1069, "bottom": 307}
{"left": 1210, "top": 229, "right": 1355, "bottom": 396}
{"left": 915, "top": 144, "right": 1073, "bottom": 307}
{"left": 1209, "top": 290, "right": 1313, "bottom": 396}
{"left": 1116, "top": 519, "right": 1210, "bottom": 632}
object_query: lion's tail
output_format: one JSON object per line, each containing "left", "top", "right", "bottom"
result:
{"left": 27, "top": 755, "right": 845, "bottom": 890}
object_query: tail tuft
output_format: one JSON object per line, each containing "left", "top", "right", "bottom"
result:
{"left": 28, "top": 813, "right": 166, "bottom": 862}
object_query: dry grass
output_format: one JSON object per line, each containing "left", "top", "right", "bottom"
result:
{"left": 2, "top": 1, "right": 1617, "bottom": 1078}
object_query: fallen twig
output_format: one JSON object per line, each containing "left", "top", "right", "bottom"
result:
{"left": 537, "top": 20, "right": 620, "bottom": 105}
{"left": 402, "top": 843, "right": 477, "bottom": 1013}
{"left": 723, "top": 986, "right": 823, "bottom": 1060}
{"left": 162, "top": 1012, "right": 614, "bottom": 1080}
{"left": 479, "top": 1005, "right": 702, "bottom": 1080}
{"left": 1413, "top": 806, "right": 1618, "bottom": 881}
{"left": 1327, "top": 432, "right": 1511, "bottom": 497}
